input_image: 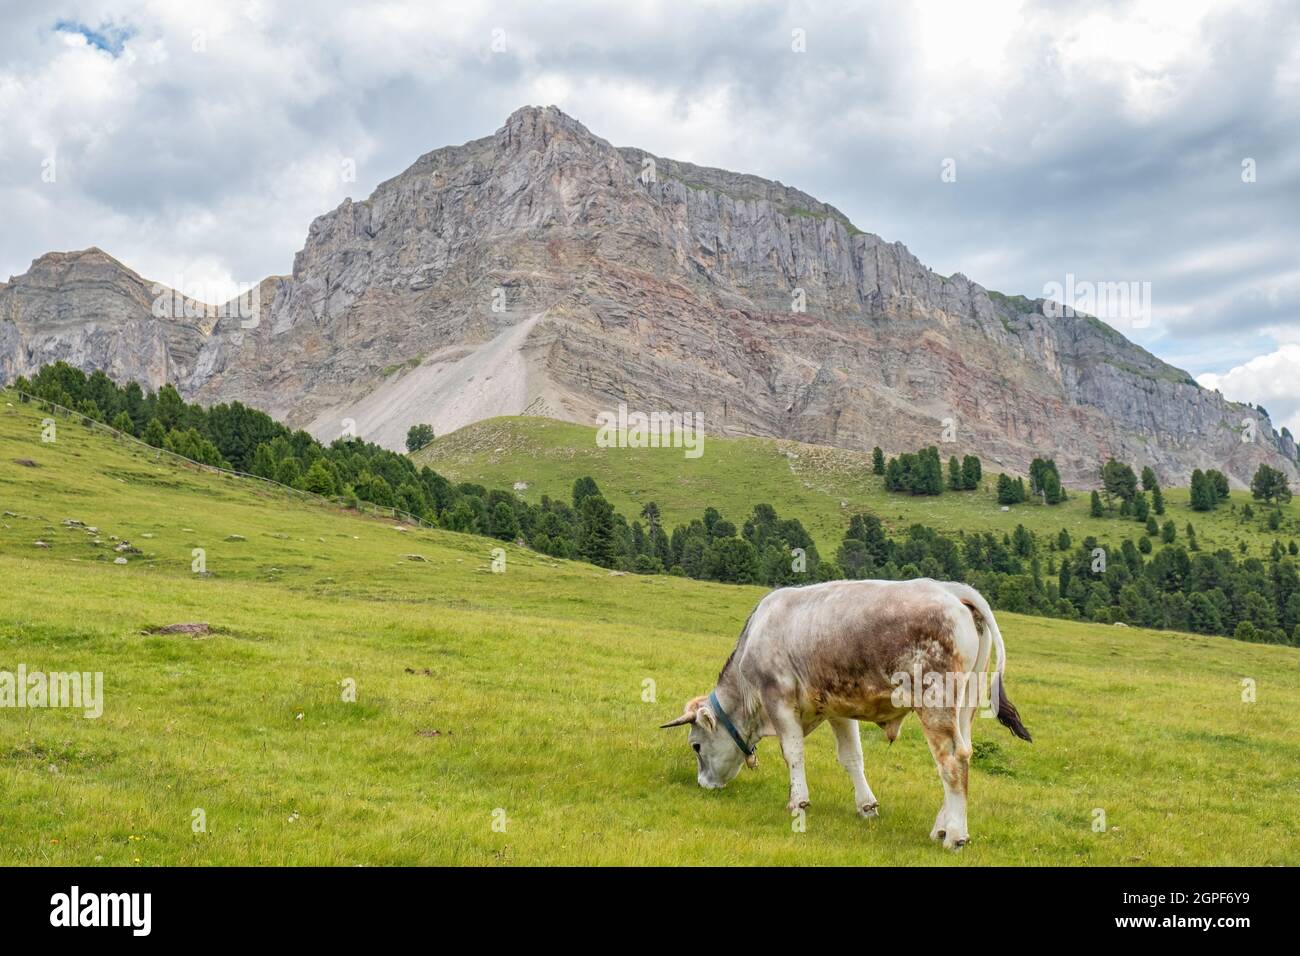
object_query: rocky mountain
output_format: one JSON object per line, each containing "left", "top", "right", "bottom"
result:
{"left": 0, "top": 248, "right": 207, "bottom": 391}
{"left": 2, "top": 105, "right": 1296, "bottom": 487}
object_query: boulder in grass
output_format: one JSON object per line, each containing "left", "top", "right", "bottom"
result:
{"left": 33, "top": 540, "right": 50, "bottom": 548}
{"left": 225, "top": 534, "right": 246, "bottom": 542}
{"left": 114, "top": 557, "right": 127, "bottom": 565}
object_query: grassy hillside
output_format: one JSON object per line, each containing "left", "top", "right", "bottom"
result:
{"left": 415, "top": 416, "right": 1300, "bottom": 558}
{"left": 2, "top": 394, "right": 1298, "bottom": 865}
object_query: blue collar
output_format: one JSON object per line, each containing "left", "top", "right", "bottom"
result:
{"left": 709, "top": 690, "right": 755, "bottom": 757}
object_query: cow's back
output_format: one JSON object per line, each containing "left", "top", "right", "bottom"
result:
{"left": 736, "top": 579, "right": 978, "bottom": 722}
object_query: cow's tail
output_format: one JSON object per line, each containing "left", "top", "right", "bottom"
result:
{"left": 943, "top": 582, "right": 1032, "bottom": 743}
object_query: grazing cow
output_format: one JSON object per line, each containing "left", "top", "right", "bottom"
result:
{"left": 660, "top": 578, "right": 1031, "bottom": 848}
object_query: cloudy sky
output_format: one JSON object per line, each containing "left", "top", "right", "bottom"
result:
{"left": 2, "top": 0, "right": 1298, "bottom": 430}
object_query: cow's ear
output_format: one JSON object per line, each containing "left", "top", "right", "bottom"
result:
{"left": 697, "top": 704, "right": 717, "bottom": 733}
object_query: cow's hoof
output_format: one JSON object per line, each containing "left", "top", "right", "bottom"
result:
{"left": 930, "top": 827, "right": 946, "bottom": 842}
{"left": 787, "top": 799, "right": 810, "bottom": 812}
{"left": 858, "top": 802, "right": 879, "bottom": 819}
{"left": 943, "top": 834, "right": 969, "bottom": 850}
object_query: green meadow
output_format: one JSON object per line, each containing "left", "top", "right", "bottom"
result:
{"left": 416, "top": 416, "right": 1300, "bottom": 559}
{"left": 2, "top": 394, "right": 1298, "bottom": 865}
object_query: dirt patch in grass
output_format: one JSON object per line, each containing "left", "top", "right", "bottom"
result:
{"left": 145, "top": 622, "right": 212, "bottom": 636}
{"left": 3, "top": 741, "right": 118, "bottom": 769}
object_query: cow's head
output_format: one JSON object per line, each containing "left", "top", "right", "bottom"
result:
{"left": 660, "top": 694, "right": 752, "bottom": 789}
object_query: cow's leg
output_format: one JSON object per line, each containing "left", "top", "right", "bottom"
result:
{"left": 957, "top": 674, "right": 978, "bottom": 770}
{"left": 918, "top": 708, "right": 971, "bottom": 849}
{"left": 956, "top": 671, "right": 977, "bottom": 749}
{"left": 767, "top": 703, "right": 811, "bottom": 812}
{"left": 829, "top": 717, "right": 879, "bottom": 818}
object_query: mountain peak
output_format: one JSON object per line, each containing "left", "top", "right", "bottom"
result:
{"left": 502, "top": 103, "right": 584, "bottom": 130}
{"left": 496, "top": 104, "right": 610, "bottom": 153}
{"left": 15, "top": 246, "right": 144, "bottom": 287}
{"left": 2, "top": 110, "right": 1296, "bottom": 485}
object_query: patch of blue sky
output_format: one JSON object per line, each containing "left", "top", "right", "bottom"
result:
{"left": 54, "top": 19, "right": 135, "bottom": 56}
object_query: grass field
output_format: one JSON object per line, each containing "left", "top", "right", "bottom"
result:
{"left": 416, "top": 416, "right": 1300, "bottom": 559}
{"left": 2, "top": 393, "right": 1299, "bottom": 865}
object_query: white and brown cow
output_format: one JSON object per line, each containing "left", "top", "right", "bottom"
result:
{"left": 661, "top": 578, "right": 1031, "bottom": 848}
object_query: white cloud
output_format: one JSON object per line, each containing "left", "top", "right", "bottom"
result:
{"left": 0, "top": 0, "right": 1297, "bottom": 380}
{"left": 1198, "top": 344, "right": 1300, "bottom": 437}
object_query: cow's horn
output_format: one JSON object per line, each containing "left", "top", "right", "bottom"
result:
{"left": 659, "top": 713, "right": 696, "bottom": 728}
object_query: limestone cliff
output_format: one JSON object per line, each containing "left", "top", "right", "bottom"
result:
{"left": 2, "top": 106, "right": 1294, "bottom": 487}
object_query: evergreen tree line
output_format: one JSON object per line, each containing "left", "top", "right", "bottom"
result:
{"left": 1090, "top": 460, "right": 1171, "bottom": 521}
{"left": 1189, "top": 467, "right": 1232, "bottom": 511}
{"left": 874, "top": 444, "right": 1070, "bottom": 509}
{"left": 14, "top": 363, "right": 824, "bottom": 587}
{"left": 1096, "top": 457, "right": 1290, "bottom": 519}
{"left": 876, "top": 444, "right": 982, "bottom": 496}
{"left": 15, "top": 363, "right": 1298, "bottom": 642}
{"left": 993, "top": 458, "right": 1063, "bottom": 506}
{"left": 833, "top": 512, "right": 1300, "bottom": 646}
